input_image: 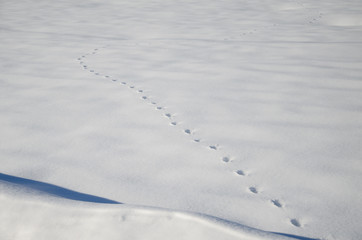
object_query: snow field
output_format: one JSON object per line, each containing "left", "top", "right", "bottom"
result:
{"left": 1, "top": 0, "right": 362, "bottom": 239}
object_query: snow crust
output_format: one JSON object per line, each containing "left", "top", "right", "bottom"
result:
{"left": 1, "top": 0, "right": 362, "bottom": 239}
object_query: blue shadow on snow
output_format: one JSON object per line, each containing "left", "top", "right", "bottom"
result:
{"left": 0, "top": 172, "right": 121, "bottom": 204}
{"left": 272, "top": 232, "right": 320, "bottom": 240}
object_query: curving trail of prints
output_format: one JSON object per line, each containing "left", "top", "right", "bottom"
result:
{"left": 76, "top": 0, "right": 323, "bottom": 229}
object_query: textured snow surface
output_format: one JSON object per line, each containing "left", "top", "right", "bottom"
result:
{"left": 1, "top": 0, "right": 362, "bottom": 240}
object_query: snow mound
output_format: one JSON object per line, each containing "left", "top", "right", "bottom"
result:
{"left": 0, "top": 192, "right": 297, "bottom": 240}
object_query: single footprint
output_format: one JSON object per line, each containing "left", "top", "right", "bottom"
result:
{"left": 194, "top": 139, "right": 200, "bottom": 143}
{"left": 105, "top": 75, "right": 110, "bottom": 78}
{"left": 138, "top": 90, "right": 143, "bottom": 93}
{"left": 90, "top": 70, "right": 94, "bottom": 72}
{"left": 235, "top": 170, "right": 245, "bottom": 176}
{"left": 184, "top": 129, "right": 191, "bottom": 134}
{"left": 249, "top": 187, "right": 258, "bottom": 194}
{"left": 209, "top": 145, "right": 217, "bottom": 150}
{"left": 121, "top": 82, "right": 127, "bottom": 85}
{"left": 271, "top": 199, "right": 282, "bottom": 208}
{"left": 142, "top": 96, "right": 147, "bottom": 100}
{"left": 151, "top": 102, "right": 156, "bottom": 105}
{"left": 222, "top": 157, "right": 230, "bottom": 163}
{"left": 156, "top": 106, "right": 163, "bottom": 110}
{"left": 290, "top": 219, "right": 301, "bottom": 227}
{"left": 112, "top": 79, "right": 117, "bottom": 82}
{"left": 165, "top": 113, "right": 172, "bottom": 118}
{"left": 130, "top": 86, "right": 135, "bottom": 89}
{"left": 170, "top": 122, "right": 177, "bottom": 126}
{"left": 95, "top": 73, "right": 99, "bottom": 75}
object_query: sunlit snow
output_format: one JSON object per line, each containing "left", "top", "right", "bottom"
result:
{"left": 1, "top": 0, "right": 362, "bottom": 240}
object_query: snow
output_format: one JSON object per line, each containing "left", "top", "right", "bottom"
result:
{"left": 1, "top": 0, "right": 362, "bottom": 239}
{"left": 0, "top": 194, "right": 292, "bottom": 240}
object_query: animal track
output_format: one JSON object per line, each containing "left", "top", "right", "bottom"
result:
{"left": 209, "top": 145, "right": 217, "bottom": 150}
{"left": 170, "top": 122, "right": 177, "bottom": 126}
{"left": 184, "top": 129, "right": 191, "bottom": 134}
{"left": 271, "top": 199, "right": 282, "bottom": 208}
{"left": 142, "top": 96, "right": 147, "bottom": 100}
{"left": 222, "top": 157, "right": 230, "bottom": 163}
{"left": 249, "top": 187, "right": 258, "bottom": 194}
{"left": 165, "top": 113, "right": 172, "bottom": 118}
{"left": 235, "top": 170, "right": 245, "bottom": 176}
{"left": 290, "top": 219, "right": 301, "bottom": 227}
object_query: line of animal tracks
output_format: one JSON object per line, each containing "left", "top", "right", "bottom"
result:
{"left": 76, "top": 0, "right": 323, "bottom": 229}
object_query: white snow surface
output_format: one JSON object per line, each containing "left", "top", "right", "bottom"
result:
{"left": 1, "top": 0, "right": 362, "bottom": 239}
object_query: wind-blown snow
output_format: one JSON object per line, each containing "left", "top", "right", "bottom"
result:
{"left": 1, "top": 0, "right": 362, "bottom": 240}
